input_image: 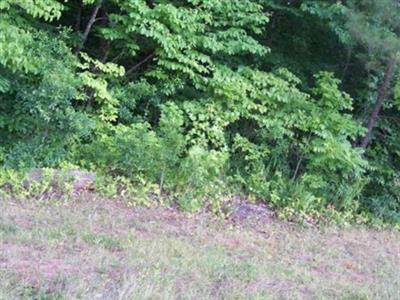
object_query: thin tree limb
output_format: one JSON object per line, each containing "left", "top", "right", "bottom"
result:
{"left": 125, "top": 53, "right": 155, "bottom": 75}
{"left": 292, "top": 155, "right": 303, "bottom": 181}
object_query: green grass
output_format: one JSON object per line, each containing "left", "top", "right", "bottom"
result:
{"left": 0, "top": 197, "right": 399, "bottom": 299}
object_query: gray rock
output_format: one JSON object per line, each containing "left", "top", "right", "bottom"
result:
{"left": 25, "top": 168, "right": 96, "bottom": 192}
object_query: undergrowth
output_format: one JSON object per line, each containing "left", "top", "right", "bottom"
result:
{"left": 1, "top": 167, "right": 398, "bottom": 229}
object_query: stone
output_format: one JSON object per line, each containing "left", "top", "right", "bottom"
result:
{"left": 25, "top": 168, "right": 96, "bottom": 192}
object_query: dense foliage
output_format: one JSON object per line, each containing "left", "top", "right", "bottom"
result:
{"left": 1, "top": 0, "right": 399, "bottom": 223}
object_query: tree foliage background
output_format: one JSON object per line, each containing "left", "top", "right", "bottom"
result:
{"left": 1, "top": 0, "right": 399, "bottom": 223}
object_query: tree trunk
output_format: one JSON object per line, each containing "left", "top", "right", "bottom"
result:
{"left": 74, "top": 0, "right": 82, "bottom": 32}
{"left": 341, "top": 47, "right": 352, "bottom": 82}
{"left": 75, "top": 0, "right": 103, "bottom": 54}
{"left": 360, "top": 57, "right": 397, "bottom": 149}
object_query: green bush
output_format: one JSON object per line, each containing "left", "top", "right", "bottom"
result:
{"left": 76, "top": 103, "right": 227, "bottom": 210}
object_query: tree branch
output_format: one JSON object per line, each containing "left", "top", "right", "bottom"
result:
{"left": 75, "top": 0, "right": 103, "bottom": 54}
{"left": 292, "top": 156, "right": 303, "bottom": 181}
{"left": 125, "top": 53, "right": 155, "bottom": 76}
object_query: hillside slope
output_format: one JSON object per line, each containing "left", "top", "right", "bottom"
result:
{"left": 1, "top": 197, "right": 399, "bottom": 299}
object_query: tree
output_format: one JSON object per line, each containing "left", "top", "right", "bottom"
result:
{"left": 303, "top": 0, "right": 400, "bottom": 149}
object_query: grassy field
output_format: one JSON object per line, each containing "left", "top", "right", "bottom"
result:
{"left": 0, "top": 196, "right": 399, "bottom": 300}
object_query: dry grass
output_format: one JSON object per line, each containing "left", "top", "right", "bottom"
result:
{"left": 0, "top": 195, "right": 399, "bottom": 299}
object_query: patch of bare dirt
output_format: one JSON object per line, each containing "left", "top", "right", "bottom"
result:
{"left": 226, "top": 196, "right": 276, "bottom": 224}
